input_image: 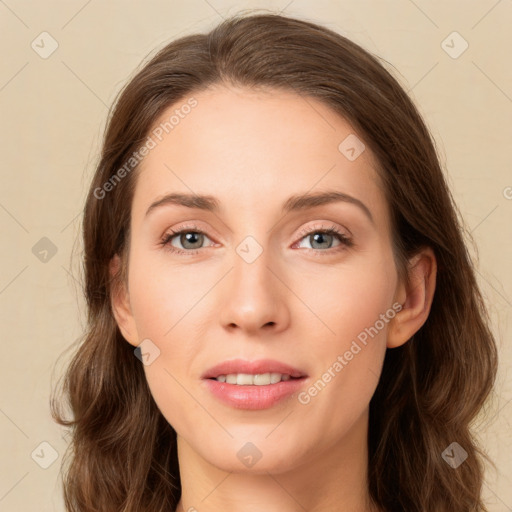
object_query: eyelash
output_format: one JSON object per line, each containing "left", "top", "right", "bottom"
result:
{"left": 159, "top": 223, "right": 353, "bottom": 256}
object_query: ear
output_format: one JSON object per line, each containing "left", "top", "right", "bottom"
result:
{"left": 387, "top": 246, "right": 437, "bottom": 349}
{"left": 109, "top": 253, "right": 139, "bottom": 347}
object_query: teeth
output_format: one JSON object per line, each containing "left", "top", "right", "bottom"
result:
{"left": 214, "top": 373, "right": 292, "bottom": 385}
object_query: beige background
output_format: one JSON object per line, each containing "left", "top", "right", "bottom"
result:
{"left": 0, "top": 0, "right": 511, "bottom": 510}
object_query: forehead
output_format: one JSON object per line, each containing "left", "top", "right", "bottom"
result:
{"left": 131, "top": 84, "right": 387, "bottom": 224}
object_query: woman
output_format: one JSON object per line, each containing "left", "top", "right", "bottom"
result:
{"left": 52, "top": 11, "right": 498, "bottom": 512}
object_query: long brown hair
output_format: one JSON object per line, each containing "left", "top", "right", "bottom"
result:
{"left": 51, "top": 11, "right": 498, "bottom": 512}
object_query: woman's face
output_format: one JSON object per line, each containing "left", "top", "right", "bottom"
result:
{"left": 114, "top": 84, "right": 404, "bottom": 473}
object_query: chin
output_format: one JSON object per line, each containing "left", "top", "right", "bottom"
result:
{"left": 196, "top": 434, "right": 308, "bottom": 475}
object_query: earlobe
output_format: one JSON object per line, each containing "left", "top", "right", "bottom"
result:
{"left": 109, "top": 254, "right": 139, "bottom": 347}
{"left": 387, "top": 247, "right": 437, "bottom": 349}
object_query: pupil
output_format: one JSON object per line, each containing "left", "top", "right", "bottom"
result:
{"left": 311, "top": 233, "right": 332, "bottom": 249}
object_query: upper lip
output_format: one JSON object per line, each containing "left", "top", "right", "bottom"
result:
{"left": 201, "top": 358, "right": 308, "bottom": 379}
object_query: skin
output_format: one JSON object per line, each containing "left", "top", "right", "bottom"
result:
{"left": 110, "top": 84, "right": 436, "bottom": 512}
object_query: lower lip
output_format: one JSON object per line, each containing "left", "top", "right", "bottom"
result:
{"left": 202, "top": 377, "right": 308, "bottom": 410}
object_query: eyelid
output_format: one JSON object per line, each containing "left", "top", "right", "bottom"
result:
{"left": 294, "top": 221, "right": 351, "bottom": 240}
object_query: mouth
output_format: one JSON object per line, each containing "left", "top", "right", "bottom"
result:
{"left": 207, "top": 373, "right": 303, "bottom": 385}
{"left": 201, "top": 358, "right": 308, "bottom": 381}
{"left": 201, "top": 358, "right": 309, "bottom": 410}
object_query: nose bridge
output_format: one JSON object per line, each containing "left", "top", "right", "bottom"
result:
{"left": 231, "top": 196, "right": 296, "bottom": 283}
{"left": 218, "top": 230, "right": 289, "bottom": 332}
{"left": 231, "top": 233, "right": 276, "bottom": 300}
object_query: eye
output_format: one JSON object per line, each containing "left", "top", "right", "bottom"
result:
{"left": 293, "top": 224, "right": 353, "bottom": 255}
{"left": 159, "top": 224, "right": 214, "bottom": 255}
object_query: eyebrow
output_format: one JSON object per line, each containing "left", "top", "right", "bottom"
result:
{"left": 145, "top": 191, "right": 374, "bottom": 224}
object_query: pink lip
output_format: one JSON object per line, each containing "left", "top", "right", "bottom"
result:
{"left": 201, "top": 358, "right": 308, "bottom": 379}
{"left": 201, "top": 358, "right": 308, "bottom": 410}
{"left": 202, "top": 378, "right": 307, "bottom": 410}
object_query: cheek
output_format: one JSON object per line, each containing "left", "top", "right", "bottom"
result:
{"left": 292, "top": 248, "right": 396, "bottom": 427}
{"left": 127, "top": 248, "right": 201, "bottom": 339}
{"left": 295, "top": 246, "right": 397, "bottom": 347}
{"left": 125, "top": 250, "right": 211, "bottom": 429}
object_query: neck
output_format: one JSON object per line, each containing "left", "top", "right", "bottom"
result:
{"left": 174, "top": 407, "right": 378, "bottom": 512}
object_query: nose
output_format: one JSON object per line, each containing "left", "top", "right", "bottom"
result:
{"left": 218, "top": 247, "right": 290, "bottom": 336}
